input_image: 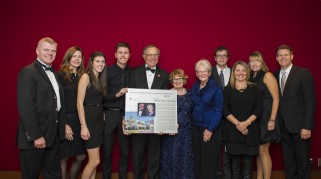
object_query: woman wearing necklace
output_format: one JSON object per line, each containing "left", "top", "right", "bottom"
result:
{"left": 249, "top": 52, "right": 280, "bottom": 179}
{"left": 160, "top": 69, "right": 194, "bottom": 179}
{"left": 56, "top": 46, "right": 86, "bottom": 179}
{"left": 191, "top": 59, "right": 223, "bottom": 179}
{"left": 223, "top": 61, "right": 262, "bottom": 179}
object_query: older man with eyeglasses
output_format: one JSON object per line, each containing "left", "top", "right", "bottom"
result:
{"left": 129, "top": 44, "right": 169, "bottom": 179}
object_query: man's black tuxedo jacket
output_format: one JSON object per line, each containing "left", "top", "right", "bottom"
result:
{"left": 16, "top": 60, "right": 66, "bottom": 149}
{"left": 275, "top": 65, "right": 315, "bottom": 133}
{"left": 130, "top": 65, "right": 169, "bottom": 89}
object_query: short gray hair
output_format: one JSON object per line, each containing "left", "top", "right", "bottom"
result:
{"left": 195, "top": 58, "right": 212, "bottom": 72}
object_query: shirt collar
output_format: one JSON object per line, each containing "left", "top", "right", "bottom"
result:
{"left": 145, "top": 64, "right": 156, "bottom": 70}
{"left": 282, "top": 64, "right": 293, "bottom": 74}
{"left": 216, "top": 65, "right": 227, "bottom": 72}
{"left": 37, "top": 58, "right": 51, "bottom": 68}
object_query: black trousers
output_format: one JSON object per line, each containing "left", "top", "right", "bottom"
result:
{"left": 192, "top": 126, "right": 220, "bottom": 179}
{"left": 20, "top": 140, "right": 61, "bottom": 179}
{"left": 216, "top": 123, "right": 232, "bottom": 179}
{"left": 131, "top": 134, "right": 161, "bottom": 179}
{"left": 102, "top": 110, "right": 130, "bottom": 179}
{"left": 281, "top": 118, "right": 311, "bottom": 179}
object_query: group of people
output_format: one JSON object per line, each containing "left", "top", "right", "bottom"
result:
{"left": 16, "top": 37, "right": 315, "bottom": 179}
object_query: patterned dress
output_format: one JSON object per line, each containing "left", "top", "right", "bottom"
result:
{"left": 160, "top": 91, "right": 194, "bottom": 179}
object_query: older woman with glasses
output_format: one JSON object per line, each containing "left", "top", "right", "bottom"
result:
{"left": 160, "top": 68, "right": 194, "bottom": 179}
{"left": 191, "top": 59, "right": 223, "bottom": 179}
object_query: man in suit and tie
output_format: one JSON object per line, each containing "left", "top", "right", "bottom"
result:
{"left": 17, "top": 37, "right": 65, "bottom": 179}
{"left": 137, "top": 103, "right": 146, "bottom": 116}
{"left": 275, "top": 44, "right": 315, "bottom": 179}
{"left": 130, "top": 44, "right": 169, "bottom": 179}
{"left": 211, "top": 46, "right": 232, "bottom": 179}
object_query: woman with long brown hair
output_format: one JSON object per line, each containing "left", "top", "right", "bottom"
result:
{"left": 56, "top": 46, "right": 86, "bottom": 179}
{"left": 77, "top": 51, "right": 107, "bottom": 179}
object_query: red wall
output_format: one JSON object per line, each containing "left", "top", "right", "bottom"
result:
{"left": 1, "top": 0, "right": 321, "bottom": 171}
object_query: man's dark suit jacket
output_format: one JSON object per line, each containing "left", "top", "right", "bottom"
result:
{"left": 275, "top": 65, "right": 315, "bottom": 133}
{"left": 211, "top": 66, "right": 231, "bottom": 87}
{"left": 16, "top": 60, "right": 65, "bottom": 149}
{"left": 131, "top": 65, "right": 169, "bottom": 89}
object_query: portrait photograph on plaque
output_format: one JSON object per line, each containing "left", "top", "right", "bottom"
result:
{"left": 125, "top": 88, "right": 177, "bottom": 134}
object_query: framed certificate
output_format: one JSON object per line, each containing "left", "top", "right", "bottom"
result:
{"left": 124, "top": 88, "right": 177, "bottom": 134}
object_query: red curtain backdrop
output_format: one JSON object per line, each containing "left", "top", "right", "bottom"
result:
{"left": 1, "top": 0, "right": 320, "bottom": 171}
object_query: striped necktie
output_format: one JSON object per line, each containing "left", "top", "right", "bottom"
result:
{"left": 220, "top": 70, "right": 225, "bottom": 87}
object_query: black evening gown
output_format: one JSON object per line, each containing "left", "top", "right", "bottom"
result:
{"left": 160, "top": 91, "right": 194, "bottom": 179}
{"left": 250, "top": 70, "right": 281, "bottom": 143}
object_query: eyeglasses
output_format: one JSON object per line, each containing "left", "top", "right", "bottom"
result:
{"left": 144, "top": 54, "right": 160, "bottom": 58}
{"left": 196, "top": 71, "right": 209, "bottom": 74}
{"left": 216, "top": 54, "right": 228, "bottom": 59}
{"left": 172, "top": 78, "right": 183, "bottom": 82}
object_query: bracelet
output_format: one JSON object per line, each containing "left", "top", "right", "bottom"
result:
{"left": 81, "top": 123, "right": 86, "bottom": 125}
{"left": 246, "top": 120, "right": 251, "bottom": 125}
{"left": 269, "top": 119, "right": 275, "bottom": 122}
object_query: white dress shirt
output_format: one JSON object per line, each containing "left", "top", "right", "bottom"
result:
{"left": 216, "top": 65, "right": 231, "bottom": 87}
{"left": 37, "top": 58, "right": 61, "bottom": 111}
{"left": 145, "top": 65, "right": 156, "bottom": 89}
{"left": 279, "top": 64, "right": 293, "bottom": 87}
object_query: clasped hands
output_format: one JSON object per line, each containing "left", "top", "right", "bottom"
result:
{"left": 236, "top": 121, "right": 248, "bottom": 135}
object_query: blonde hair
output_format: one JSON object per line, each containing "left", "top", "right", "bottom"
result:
{"left": 230, "top": 61, "right": 252, "bottom": 89}
{"left": 38, "top": 37, "right": 57, "bottom": 47}
{"left": 249, "top": 51, "right": 269, "bottom": 72}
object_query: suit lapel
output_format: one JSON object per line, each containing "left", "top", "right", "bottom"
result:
{"left": 35, "top": 60, "right": 56, "bottom": 93}
{"left": 212, "top": 67, "right": 221, "bottom": 86}
{"left": 152, "top": 67, "right": 165, "bottom": 89}
{"left": 283, "top": 66, "right": 296, "bottom": 94}
{"left": 140, "top": 66, "right": 149, "bottom": 89}
{"left": 151, "top": 67, "right": 158, "bottom": 89}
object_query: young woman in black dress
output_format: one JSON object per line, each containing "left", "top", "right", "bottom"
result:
{"left": 77, "top": 52, "right": 107, "bottom": 179}
{"left": 57, "top": 46, "right": 86, "bottom": 179}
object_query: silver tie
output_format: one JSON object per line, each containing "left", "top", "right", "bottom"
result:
{"left": 281, "top": 70, "right": 286, "bottom": 95}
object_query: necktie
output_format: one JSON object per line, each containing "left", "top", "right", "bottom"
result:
{"left": 146, "top": 67, "right": 156, "bottom": 74}
{"left": 42, "top": 64, "right": 54, "bottom": 72}
{"left": 219, "top": 70, "right": 225, "bottom": 87}
{"left": 281, "top": 70, "right": 286, "bottom": 95}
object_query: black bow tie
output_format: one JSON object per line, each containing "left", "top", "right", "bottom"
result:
{"left": 146, "top": 67, "right": 156, "bottom": 73}
{"left": 42, "top": 64, "right": 54, "bottom": 72}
